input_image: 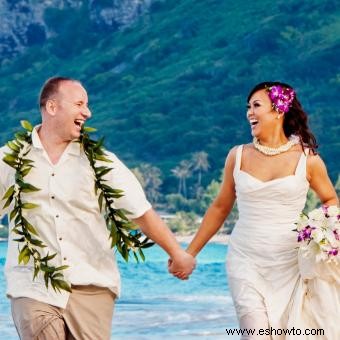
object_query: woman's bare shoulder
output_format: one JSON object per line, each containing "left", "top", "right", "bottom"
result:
{"left": 228, "top": 143, "right": 253, "bottom": 153}
{"left": 224, "top": 145, "right": 242, "bottom": 168}
{"left": 242, "top": 143, "right": 254, "bottom": 152}
{"left": 307, "top": 151, "right": 324, "bottom": 167}
{"left": 227, "top": 144, "right": 249, "bottom": 159}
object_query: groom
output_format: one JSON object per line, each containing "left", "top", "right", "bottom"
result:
{"left": 0, "top": 76, "right": 195, "bottom": 339}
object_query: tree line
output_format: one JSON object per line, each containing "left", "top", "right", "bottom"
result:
{"left": 131, "top": 152, "right": 340, "bottom": 235}
{"left": 1, "top": 151, "right": 339, "bottom": 238}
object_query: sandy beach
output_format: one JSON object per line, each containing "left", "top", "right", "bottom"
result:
{"left": 175, "top": 233, "right": 229, "bottom": 244}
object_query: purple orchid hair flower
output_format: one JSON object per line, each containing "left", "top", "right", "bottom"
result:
{"left": 267, "top": 85, "right": 295, "bottom": 113}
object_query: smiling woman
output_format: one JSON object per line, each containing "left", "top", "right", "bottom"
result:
{"left": 181, "top": 81, "right": 339, "bottom": 340}
{"left": 246, "top": 82, "right": 317, "bottom": 156}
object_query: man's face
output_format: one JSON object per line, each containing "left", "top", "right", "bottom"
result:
{"left": 52, "top": 81, "right": 91, "bottom": 141}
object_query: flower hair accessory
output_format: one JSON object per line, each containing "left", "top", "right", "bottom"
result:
{"left": 266, "top": 85, "right": 295, "bottom": 113}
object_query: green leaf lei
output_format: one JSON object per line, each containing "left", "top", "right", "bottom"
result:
{"left": 2, "top": 121, "right": 154, "bottom": 293}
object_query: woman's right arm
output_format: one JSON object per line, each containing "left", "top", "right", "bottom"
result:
{"left": 186, "top": 146, "right": 237, "bottom": 257}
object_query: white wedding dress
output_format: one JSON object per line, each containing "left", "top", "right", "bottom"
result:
{"left": 226, "top": 145, "right": 340, "bottom": 339}
{"left": 286, "top": 253, "right": 340, "bottom": 339}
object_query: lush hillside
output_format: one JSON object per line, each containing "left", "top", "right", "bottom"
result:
{"left": 0, "top": 0, "right": 339, "bottom": 195}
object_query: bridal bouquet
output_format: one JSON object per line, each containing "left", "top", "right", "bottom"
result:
{"left": 295, "top": 205, "right": 339, "bottom": 263}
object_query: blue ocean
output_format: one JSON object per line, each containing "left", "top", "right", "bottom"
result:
{"left": 0, "top": 241, "right": 238, "bottom": 339}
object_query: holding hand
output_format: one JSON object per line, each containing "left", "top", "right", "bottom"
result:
{"left": 168, "top": 250, "right": 196, "bottom": 280}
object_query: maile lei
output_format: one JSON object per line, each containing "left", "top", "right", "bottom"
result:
{"left": 2, "top": 121, "right": 153, "bottom": 293}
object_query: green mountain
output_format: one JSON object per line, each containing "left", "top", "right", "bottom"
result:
{"left": 0, "top": 0, "right": 339, "bottom": 193}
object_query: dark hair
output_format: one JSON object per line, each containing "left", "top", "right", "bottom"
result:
{"left": 39, "top": 76, "right": 79, "bottom": 109}
{"left": 247, "top": 81, "right": 318, "bottom": 154}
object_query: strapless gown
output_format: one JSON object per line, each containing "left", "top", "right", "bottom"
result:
{"left": 226, "top": 145, "right": 339, "bottom": 339}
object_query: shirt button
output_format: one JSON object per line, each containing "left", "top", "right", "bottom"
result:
{"left": 63, "top": 257, "right": 67, "bottom": 261}
{"left": 59, "top": 237, "right": 62, "bottom": 241}
{"left": 51, "top": 173, "right": 55, "bottom": 177}
{"left": 56, "top": 214, "right": 59, "bottom": 218}
{"left": 51, "top": 195, "right": 55, "bottom": 199}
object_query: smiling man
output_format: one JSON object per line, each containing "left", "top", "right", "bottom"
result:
{"left": 0, "top": 77, "right": 196, "bottom": 340}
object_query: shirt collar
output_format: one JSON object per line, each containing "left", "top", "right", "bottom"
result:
{"left": 32, "top": 125, "right": 81, "bottom": 156}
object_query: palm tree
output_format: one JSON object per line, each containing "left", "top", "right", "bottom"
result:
{"left": 171, "top": 160, "right": 192, "bottom": 198}
{"left": 133, "top": 163, "right": 163, "bottom": 204}
{"left": 171, "top": 166, "right": 184, "bottom": 195}
{"left": 142, "top": 164, "right": 162, "bottom": 204}
{"left": 192, "top": 151, "right": 209, "bottom": 187}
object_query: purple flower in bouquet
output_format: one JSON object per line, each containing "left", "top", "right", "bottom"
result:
{"left": 297, "top": 226, "right": 314, "bottom": 242}
{"left": 328, "top": 248, "right": 338, "bottom": 256}
{"left": 322, "top": 205, "right": 340, "bottom": 220}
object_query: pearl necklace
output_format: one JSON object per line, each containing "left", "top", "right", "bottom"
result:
{"left": 253, "top": 135, "right": 299, "bottom": 156}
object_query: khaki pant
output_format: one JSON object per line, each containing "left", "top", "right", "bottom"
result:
{"left": 11, "top": 285, "right": 116, "bottom": 340}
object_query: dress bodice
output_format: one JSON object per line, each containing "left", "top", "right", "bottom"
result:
{"left": 233, "top": 145, "right": 310, "bottom": 227}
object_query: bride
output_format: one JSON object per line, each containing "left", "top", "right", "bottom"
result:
{"left": 170, "top": 82, "right": 339, "bottom": 339}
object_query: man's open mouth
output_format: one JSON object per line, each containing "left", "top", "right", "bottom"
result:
{"left": 74, "top": 119, "right": 85, "bottom": 128}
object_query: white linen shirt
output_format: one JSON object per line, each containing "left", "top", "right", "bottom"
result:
{"left": 0, "top": 126, "right": 151, "bottom": 308}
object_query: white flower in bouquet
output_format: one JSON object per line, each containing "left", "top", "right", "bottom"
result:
{"left": 295, "top": 213, "right": 309, "bottom": 232}
{"left": 295, "top": 205, "right": 340, "bottom": 263}
{"left": 307, "top": 207, "right": 325, "bottom": 221}
{"left": 310, "top": 228, "right": 325, "bottom": 244}
{"left": 328, "top": 205, "right": 339, "bottom": 217}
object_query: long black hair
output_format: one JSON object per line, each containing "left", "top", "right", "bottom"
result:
{"left": 248, "top": 81, "right": 318, "bottom": 154}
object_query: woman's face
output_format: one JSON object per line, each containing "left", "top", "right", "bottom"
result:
{"left": 247, "top": 89, "right": 277, "bottom": 138}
